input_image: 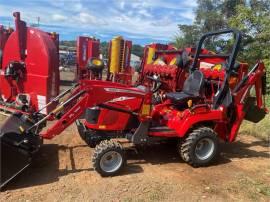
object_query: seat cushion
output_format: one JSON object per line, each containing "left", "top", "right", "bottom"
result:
{"left": 166, "top": 92, "right": 201, "bottom": 105}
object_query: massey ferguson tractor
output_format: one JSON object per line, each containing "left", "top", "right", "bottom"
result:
{"left": 0, "top": 29, "right": 268, "bottom": 188}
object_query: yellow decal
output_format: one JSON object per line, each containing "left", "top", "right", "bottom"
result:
{"left": 213, "top": 64, "right": 222, "bottom": 71}
{"left": 141, "top": 104, "right": 151, "bottom": 116}
{"left": 146, "top": 47, "right": 155, "bottom": 64}
{"left": 169, "top": 57, "right": 177, "bottom": 65}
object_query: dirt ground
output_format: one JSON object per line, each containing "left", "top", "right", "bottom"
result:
{"left": 0, "top": 71, "right": 269, "bottom": 201}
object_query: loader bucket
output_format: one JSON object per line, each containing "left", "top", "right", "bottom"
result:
{"left": 0, "top": 113, "right": 42, "bottom": 189}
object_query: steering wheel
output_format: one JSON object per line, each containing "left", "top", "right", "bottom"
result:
{"left": 146, "top": 76, "right": 162, "bottom": 93}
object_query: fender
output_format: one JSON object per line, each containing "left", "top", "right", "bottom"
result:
{"left": 167, "top": 106, "right": 225, "bottom": 137}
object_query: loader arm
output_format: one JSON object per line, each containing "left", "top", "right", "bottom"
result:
{"left": 40, "top": 91, "right": 89, "bottom": 139}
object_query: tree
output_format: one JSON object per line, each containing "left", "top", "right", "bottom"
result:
{"left": 221, "top": 0, "right": 246, "bottom": 19}
{"left": 60, "top": 40, "right": 76, "bottom": 47}
{"left": 228, "top": 0, "right": 270, "bottom": 67}
{"left": 174, "top": 25, "right": 200, "bottom": 48}
{"left": 175, "top": 0, "right": 245, "bottom": 48}
{"left": 100, "top": 41, "right": 109, "bottom": 58}
{"left": 195, "top": 0, "right": 226, "bottom": 33}
{"left": 131, "top": 44, "right": 144, "bottom": 58}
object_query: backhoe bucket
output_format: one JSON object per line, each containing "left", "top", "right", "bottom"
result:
{"left": 0, "top": 113, "right": 42, "bottom": 189}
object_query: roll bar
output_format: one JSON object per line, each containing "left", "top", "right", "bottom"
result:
{"left": 191, "top": 29, "right": 242, "bottom": 73}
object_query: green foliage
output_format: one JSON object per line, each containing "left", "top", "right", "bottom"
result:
{"left": 240, "top": 114, "right": 270, "bottom": 141}
{"left": 132, "top": 44, "right": 144, "bottom": 58}
{"left": 173, "top": 25, "right": 200, "bottom": 48}
{"left": 100, "top": 41, "right": 109, "bottom": 58}
{"left": 60, "top": 40, "right": 76, "bottom": 47}
{"left": 195, "top": 0, "right": 227, "bottom": 33}
{"left": 229, "top": 1, "right": 270, "bottom": 107}
{"left": 228, "top": 1, "right": 270, "bottom": 67}
{"left": 174, "top": 0, "right": 245, "bottom": 48}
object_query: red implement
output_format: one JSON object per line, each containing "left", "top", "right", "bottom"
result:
{"left": 0, "top": 12, "right": 59, "bottom": 114}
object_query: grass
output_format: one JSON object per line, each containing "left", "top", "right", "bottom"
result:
{"left": 265, "top": 95, "right": 270, "bottom": 107}
{"left": 239, "top": 94, "right": 270, "bottom": 141}
{"left": 239, "top": 101, "right": 270, "bottom": 141}
{"left": 237, "top": 176, "right": 270, "bottom": 200}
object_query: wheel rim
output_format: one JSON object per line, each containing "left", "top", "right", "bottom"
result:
{"left": 195, "top": 138, "right": 215, "bottom": 161}
{"left": 100, "top": 151, "right": 123, "bottom": 173}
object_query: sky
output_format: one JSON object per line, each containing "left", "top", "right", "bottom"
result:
{"left": 0, "top": 0, "right": 197, "bottom": 45}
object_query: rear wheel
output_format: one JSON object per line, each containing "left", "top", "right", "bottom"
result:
{"left": 179, "top": 127, "right": 219, "bottom": 167}
{"left": 92, "top": 140, "right": 126, "bottom": 176}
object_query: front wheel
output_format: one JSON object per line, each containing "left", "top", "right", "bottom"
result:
{"left": 179, "top": 127, "right": 219, "bottom": 167}
{"left": 92, "top": 140, "right": 126, "bottom": 176}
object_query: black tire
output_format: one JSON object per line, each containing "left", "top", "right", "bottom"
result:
{"left": 87, "top": 57, "right": 104, "bottom": 72}
{"left": 179, "top": 127, "right": 219, "bottom": 167}
{"left": 92, "top": 140, "right": 126, "bottom": 176}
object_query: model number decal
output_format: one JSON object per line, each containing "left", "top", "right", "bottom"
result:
{"left": 104, "top": 88, "right": 145, "bottom": 95}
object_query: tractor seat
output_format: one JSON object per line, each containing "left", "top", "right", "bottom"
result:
{"left": 166, "top": 70, "right": 205, "bottom": 104}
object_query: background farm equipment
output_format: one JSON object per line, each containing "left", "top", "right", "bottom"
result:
{"left": 76, "top": 36, "right": 101, "bottom": 80}
{"left": 0, "top": 12, "right": 59, "bottom": 114}
{"left": 139, "top": 43, "right": 192, "bottom": 92}
{"left": 0, "top": 28, "right": 268, "bottom": 188}
{"left": 75, "top": 35, "right": 133, "bottom": 83}
{"left": 106, "top": 36, "right": 133, "bottom": 84}
{"left": 0, "top": 12, "right": 136, "bottom": 116}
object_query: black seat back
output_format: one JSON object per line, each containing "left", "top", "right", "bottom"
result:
{"left": 183, "top": 70, "right": 205, "bottom": 96}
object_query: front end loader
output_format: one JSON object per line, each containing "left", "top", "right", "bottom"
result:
{"left": 0, "top": 79, "right": 151, "bottom": 188}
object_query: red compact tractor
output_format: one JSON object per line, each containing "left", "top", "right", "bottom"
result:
{"left": 0, "top": 29, "right": 268, "bottom": 188}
